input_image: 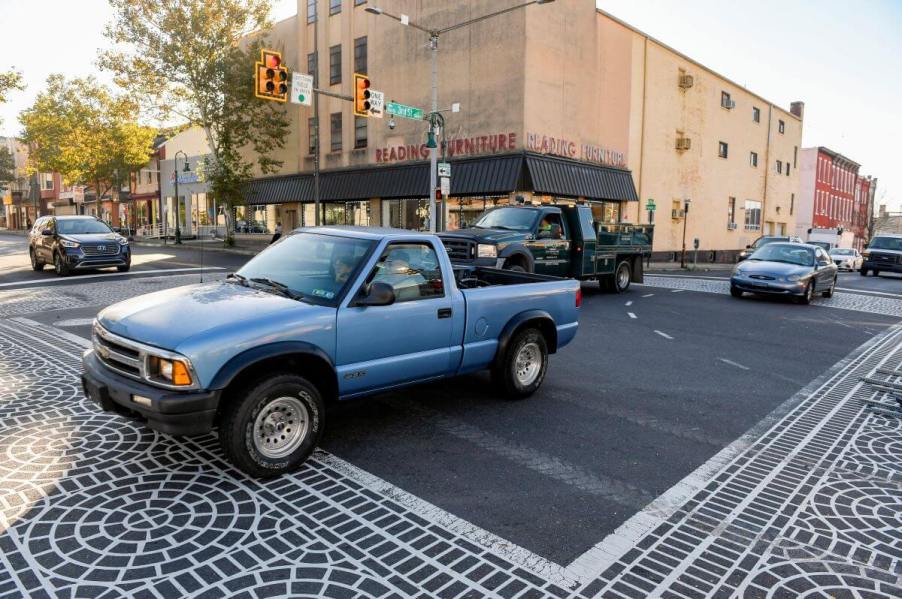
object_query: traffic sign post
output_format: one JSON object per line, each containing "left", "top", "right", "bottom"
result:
{"left": 440, "top": 177, "right": 450, "bottom": 197}
{"left": 290, "top": 73, "right": 313, "bottom": 106}
{"left": 386, "top": 101, "right": 424, "bottom": 120}
{"left": 368, "top": 90, "right": 385, "bottom": 118}
{"left": 437, "top": 162, "right": 451, "bottom": 178}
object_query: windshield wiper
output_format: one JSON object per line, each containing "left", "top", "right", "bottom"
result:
{"left": 249, "top": 277, "right": 308, "bottom": 302}
{"left": 226, "top": 273, "right": 249, "bottom": 286}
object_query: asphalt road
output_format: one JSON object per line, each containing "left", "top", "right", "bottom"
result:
{"left": 11, "top": 239, "right": 898, "bottom": 565}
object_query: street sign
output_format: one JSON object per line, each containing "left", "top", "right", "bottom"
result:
{"left": 645, "top": 199, "right": 656, "bottom": 211}
{"left": 291, "top": 73, "right": 313, "bottom": 106}
{"left": 693, "top": 238, "right": 700, "bottom": 250}
{"left": 386, "top": 101, "right": 424, "bottom": 120}
{"left": 440, "top": 177, "right": 451, "bottom": 197}
{"left": 437, "top": 162, "right": 451, "bottom": 177}
{"left": 368, "top": 90, "right": 385, "bottom": 118}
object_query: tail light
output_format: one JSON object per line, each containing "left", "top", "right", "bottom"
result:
{"left": 575, "top": 287, "right": 582, "bottom": 308}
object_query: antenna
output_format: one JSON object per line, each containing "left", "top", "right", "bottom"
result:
{"left": 199, "top": 222, "right": 205, "bottom": 283}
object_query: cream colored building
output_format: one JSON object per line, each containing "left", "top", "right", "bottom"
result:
{"left": 240, "top": 0, "right": 803, "bottom": 258}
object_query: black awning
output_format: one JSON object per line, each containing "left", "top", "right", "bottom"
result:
{"left": 525, "top": 153, "right": 638, "bottom": 202}
{"left": 242, "top": 174, "right": 310, "bottom": 205}
{"left": 320, "top": 161, "right": 428, "bottom": 201}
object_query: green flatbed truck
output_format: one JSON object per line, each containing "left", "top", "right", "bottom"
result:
{"left": 438, "top": 204, "right": 654, "bottom": 292}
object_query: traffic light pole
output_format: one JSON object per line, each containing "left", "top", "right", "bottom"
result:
{"left": 428, "top": 35, "right": 438, "bottom": 233}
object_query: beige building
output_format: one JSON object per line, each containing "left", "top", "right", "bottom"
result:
{"left": 240, "top": 0, "right": 803, "bottom": 259}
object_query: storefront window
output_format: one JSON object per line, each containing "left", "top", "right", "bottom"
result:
{"left": 324, "top": 201, "right": 370, "bottom": 226}
{"left": 590, "top": 201, "right": 621, "bottom": 225}
{"left": 445, "top": 196, "right": 506, "bottom": 231}
{"left": 382, "top": 199, "right": 429, "bottom": 231}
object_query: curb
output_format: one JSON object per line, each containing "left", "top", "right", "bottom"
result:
{"left": 131, "top": 240, "right": 261, "bottom": 256}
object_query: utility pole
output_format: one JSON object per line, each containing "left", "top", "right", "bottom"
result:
{"left": 312, "top": 8, "right": 321, "bottom": 226}
{"left": 680, "top": 199, "right": 691, "bottom": 268}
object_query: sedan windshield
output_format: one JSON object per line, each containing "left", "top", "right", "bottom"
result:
{"left": 235, "top": 233, "right": 374, "bottom": 305}
{"left": 868, "top": 237, "right": 902, "bottom": 251}
{"left": 752, "top": 237, "right": 786, "bottom": 249}
{"left": 749, "top": 243, "right": 815, "bottom": 266}
{"left": 475, "top": 208, "right": 539, "bottom": 231}
{"left": 57, "top": 219, "right": 114, "bottom": 235}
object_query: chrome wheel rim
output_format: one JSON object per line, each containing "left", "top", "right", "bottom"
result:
{"left": 617, "top": 266, "right": 629, "bottom": 289}
{"left": 807, "top": 283, "right": 813, "bottom": 301}
{"left": 253, "top": 396, "right": 309, "bottom": 459}
{"left": 514, "top": 342, "right": 542, "bottom": 386}
{"left": 54, "top": 254, "right": 61, "bottom": 273}
{"left": 29, "top": 250, "right": 36, "bottom": 267}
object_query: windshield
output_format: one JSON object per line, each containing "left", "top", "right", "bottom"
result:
{"left": 749, "top": 243, "right": 815, "bottom": 266}
{"left": 57, "top": 219, "right": 114, "bottom": 235}
{"left": 235, "top": 232, "right": 374, "bottom": 305}
{"left": 830, "top": 249, "right": 854, "bottom": 256}
{"left": 475, "top": 207, "right": 539, "bottom": 231}
{"left": 869, "top": 237, "right": 902, "bottom": 251}
{"left": 752, "top": 237, "right": 786, "bottom": 249}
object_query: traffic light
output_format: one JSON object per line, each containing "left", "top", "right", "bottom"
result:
{"left": 354, "top": 73, "right": 371, "bottom": 117}
{"left": 255, "top": 49, "right": 289, "bottom": 102}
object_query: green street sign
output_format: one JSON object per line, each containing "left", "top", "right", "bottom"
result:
{"left": 386, "top": 101, "right": 424, "bottom": 120}
{"left": 645, "top": 199, "right": 656, "bottom": 211}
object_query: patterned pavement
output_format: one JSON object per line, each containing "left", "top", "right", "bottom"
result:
{"left": 0, "top": 275, "right": 900, "bottom": 597}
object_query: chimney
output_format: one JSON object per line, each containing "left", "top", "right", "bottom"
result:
{"left": 790, "top": 101, "right": 805, "bottom": 119}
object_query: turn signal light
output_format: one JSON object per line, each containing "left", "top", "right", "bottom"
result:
{"left": 172, "top": 361, "right": 193, "bottom": 386}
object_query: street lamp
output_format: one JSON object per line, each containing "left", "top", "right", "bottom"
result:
{"left": 366, "top": 0, "right": 555, "bottom": 232}
{"left": 173, "top": 150, "right": 190, "bottom": 245}
{"left": 680, "top": 198, "right": 692, "bottom": 268}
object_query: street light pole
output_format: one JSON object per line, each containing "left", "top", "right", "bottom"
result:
{"left": 173, "top": 150, "right": 190, "bottom": 245}
{"left": 680, "top": 198, "right": 691, "bottom": 268}
{"left": 366, "top": 0, "right": 554, "bottom": 233}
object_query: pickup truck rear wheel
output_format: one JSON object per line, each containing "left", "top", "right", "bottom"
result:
{"left": 614, "top": 260, "right": 632, "bottom": 293}
{"left": 493, "top": 328, "right": 548, "bottom": 399}
{"left": 219, "top": 374, "right": 324, "bottom": 478}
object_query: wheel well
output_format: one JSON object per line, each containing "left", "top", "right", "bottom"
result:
{"left": 504, "top": 253, "right": 530, "bottom": 271}
{"left": 216, "top": 353, "right": 338, "bottom": 425}
{"left": 516, "top": 317, "right": 558, "bottom": 354}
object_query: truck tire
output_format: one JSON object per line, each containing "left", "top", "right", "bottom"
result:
{"left": 219, "top": 373, "right": 324, "bottom": 478}
{"left": 492, "top": 327, "right": 548, "bottom": 399}
{"left": 613, "top": 260, "right": 631, "bottom": 293}
{"left": 859, "top": 268, "right": 868, "bottom": 276}
{"left": 503, "top": 259, "right": 527, "bottom": 273}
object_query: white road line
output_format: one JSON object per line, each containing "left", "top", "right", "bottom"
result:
{"left": 0, "top": 266, "right": 224, "bottom": 288}
{"left": 836, "top": 287, "right": 902, "bottom": 298}
{"left": 11, "top": 316, "right": 91, "bottom": 348}
{"left": 51, "top": 318, "right": 95, "bottom": 328}
{"left": 641, "top": 293, "right": 654, "bottom": 298}
{"left": 718, "top": 357, "right": 750, "bottom": 371}
{"left": 627, "top": 312, "right": 637, "bottom": 319}
{"left": 653, "top": 330, "right": 673, "bottom": 340}
{"left": 625, "top": 301, "right": 633, "bottom": 306}
{"left": 671, "top": 289, "right": 685, "bottom": 293}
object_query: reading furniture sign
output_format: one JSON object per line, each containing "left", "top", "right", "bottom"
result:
{"left": 526, "top": 132, "right": 627, "bottom": 169}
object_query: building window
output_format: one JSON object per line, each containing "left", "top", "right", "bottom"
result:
{"left": 793, "top": 145, "right": 798, "bottom": 168}
{"left": 355, "top": 0, "right": 366, "bottom": 5}
{"left": 354, "top": 116, "right": 367, "bottom": 149}
{"left": 752, "top": 107, "right": 760, "bottom": 123}
{"left": 744, "top": 200, "right": 762, "bottom": 231}
{"left": 749, "top": 151, "right": 758, "bottom": 167}
{"left": 330, "top": 112, "right": 342, "bottom": 152}
{"left": 778, "top": 119, "right": 785, "bottom": 134}
{"left": 785, "top": 162, "right": 790, "bottom": 176}
{"left": 776, "top": 160, "right": 783, "bottom": 174}
{"left": 354, "top": 36, "right": 367, "bottom": 75}
{"left": 728, "top": 197, "right": 736, "bottom": 226}
{"left": 720, "top": 91, "right": 732, "bottom": 109}
{"left": 329, "top": 45, "right": 341, "bottom": 85}
{"left": 307, "top": 51, "right": 318, "bottom": 87}
{"left": 307, "top": 0, "right": 316, "bottom": 23}
{"left": 718, "top": 141, "right": 728, "bottom": 159}
{"left": 330, "top": 0, "right": 341, "bottom": 15}
{"left": 308, "top": 118, "right": 317, "bottom": 155}
{"left": 43, "top": 174, "right": 54, "bottom": 190}
{"left": 790, "top": 193, "right": 794, "bottom": 216}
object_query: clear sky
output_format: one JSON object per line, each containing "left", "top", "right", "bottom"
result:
{"left": 1, "top": 0, "right": 899, "bottom": 211}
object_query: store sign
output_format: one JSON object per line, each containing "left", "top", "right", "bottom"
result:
{"left": 526, "top": 132, "right": 627, "bottom": 169}
{"left": 375, "top": 132, "right": 517, "bottom": 163}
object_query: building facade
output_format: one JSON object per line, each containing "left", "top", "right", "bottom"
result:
{"left": 238, "top": 0, "right": 803, "bottom": 259}
{"left": 798, "top": 146, "right": 870, "bottom": 249}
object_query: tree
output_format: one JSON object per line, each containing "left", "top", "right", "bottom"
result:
{"left": 0, "top": 68, "right": 25, "bottom": 127}
{"left": 0, "top": 146, "right": 15, "bottom": 192}
{"left": 19, "top": 75, "right": 157, "bottom": 202}
{"left": 100, "top": 0, "right": 290, "bottom": 242}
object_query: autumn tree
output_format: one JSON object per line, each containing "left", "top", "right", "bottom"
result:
{"left": 0, "top": 68, "right": 25, "bottom": 127}
{"left": 19, "top": 75, "right": 157, "bottom": 200}
{"left": 0, "top": 147, "right": 15, "bottom": 192}
{"left": 100, "top": 0, "right": 290, "bottom": 242}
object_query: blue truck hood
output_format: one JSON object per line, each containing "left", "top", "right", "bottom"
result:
{"left": 97, "top": 281, "right": 332, "bottom": 351}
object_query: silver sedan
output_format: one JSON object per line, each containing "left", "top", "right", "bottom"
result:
{"left": 829, "top": 248, "right": 863, "bottom": 271}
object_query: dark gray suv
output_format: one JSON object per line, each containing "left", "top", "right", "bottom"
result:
{"left": 861, "top": 234, "right": 902, "bottom": 276}
{"left": 28, "top": 216, "right": 131, "bottom": 276}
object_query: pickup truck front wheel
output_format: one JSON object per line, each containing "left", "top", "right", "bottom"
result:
{"left": 219, "top": 374, "right": 324, "bottom": 478}
{"left": 493, "top": 328, "right": 548, "bottom": 399}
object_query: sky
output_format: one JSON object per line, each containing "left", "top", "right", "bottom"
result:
{"left": 1, "top": 0, "right": 899, "bottom": 211}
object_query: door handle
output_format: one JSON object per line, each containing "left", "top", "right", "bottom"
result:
{"left": 437, "top": 308, "right": 452, "bottom": 319}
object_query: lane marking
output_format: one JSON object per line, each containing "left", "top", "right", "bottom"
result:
{"left": 641, "top": 294, "right": 654, "bottom": 298}
{"left": 835, "top": 287, "right": 902, "bottom": 298}
{"left": 11, "top": 316, "right": 91, "bottom": 349}
{"left": 625, "top": 301, "right": 633, "bottom": 306}
{"left": 51, "top": 318, "right": 95, "bottom": 328}
{"left": 653, "top": 330, "right": 673, "bottom": 340}
{"left": 627, "top": 312, "right": 637, "bottom": 319}
{"left": 671, "top": 289, "right": 685, "bottom": 293}
{"left": 0, "top": 266, "right": 224, "bottom": 288}
{"left": 718, "top": 357, "right": 750, "bottom": 371}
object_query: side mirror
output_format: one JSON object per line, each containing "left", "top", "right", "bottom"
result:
{"left": 356, "top": 281, "right": 395, "bottom": 307}
{"left": 745, "top": 244, "right": 752, "bottom": 249}
{"left": 41, "top": 229, "right": 52, "bottom": 236}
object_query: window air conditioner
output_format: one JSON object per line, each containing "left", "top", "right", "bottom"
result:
{"left": 675, "top": 138, "right": 692, "bottom": 151}
{"left": 672, "top": 209, "right": 685, "bottom": 219}
{"left": 678, "top": 75, "right": 694, "bottom": 89}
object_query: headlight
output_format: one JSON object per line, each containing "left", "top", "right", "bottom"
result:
{"left": 862, "top": 251, "right": 869, "bottom": 258}
{"left": 118, "top": 236, "right": 129, "bottom": 245}
{"left": 147, "top": 356, "right": 193, "bottom": 386}
{"left": 60, "top": 239, "right": 80, "bottom": 248}
{"left": 785, "top": 274, "right": 802, "bottom": 282}
{"left": 477, "top": 244, "right": 497, "bottom": 258}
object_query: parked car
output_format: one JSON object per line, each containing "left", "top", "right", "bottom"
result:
{"left": 28, "top": 215, "right": 131, "bottom": 276}
{"left": 829, "top": 248, "right": 863, "bottom": 271}
{"left": 730, "top": 242, "right": 838, "bottom": 304}
{"left": 860, "top": 234, "right": 902, "bottom": 276}
{"left": 82, "top": 227, "right": 581, "bottom": 477}
{"left": 737, "top": 235, "right": 802, "bottom": 262}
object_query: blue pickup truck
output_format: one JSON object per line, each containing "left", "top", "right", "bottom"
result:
{"left": 82, "top": 227, "right": 580, "bottom": 477}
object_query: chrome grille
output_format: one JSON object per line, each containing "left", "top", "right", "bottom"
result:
{"left": 83, "top": 244, "right": 120, "bottom": 256}
{"left": 93, "top": 324, "right": 143, "bottom": 379}
{"left": 440, "top": 237, "right": 476, "bottom": 262}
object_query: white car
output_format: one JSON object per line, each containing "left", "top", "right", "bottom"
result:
{"left": 829, "top": 248, "right": 863, "bottom": 271}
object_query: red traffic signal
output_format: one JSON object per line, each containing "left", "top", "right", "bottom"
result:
{"left": 255, "top": 49, "right": 288, "bottom": 103}
{"left": 354, "top": 73, "right": 371, "bottom": 117}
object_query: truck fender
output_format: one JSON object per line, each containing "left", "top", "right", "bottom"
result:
{"left": 498, "top": 245, "right": 535, "bottom": 272}
{"left": 209, "top": 341, "right": 337, "bottom": 394}
{"left": 492, "top": 310, "right": 558, "bottom": 369}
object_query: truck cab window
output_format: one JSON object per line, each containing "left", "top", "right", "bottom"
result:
{"left": 369, "top": 243, "right": 444, "bottom": 302}
{"left": 537, "top": 213, "right": 566, "bottom": 240}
